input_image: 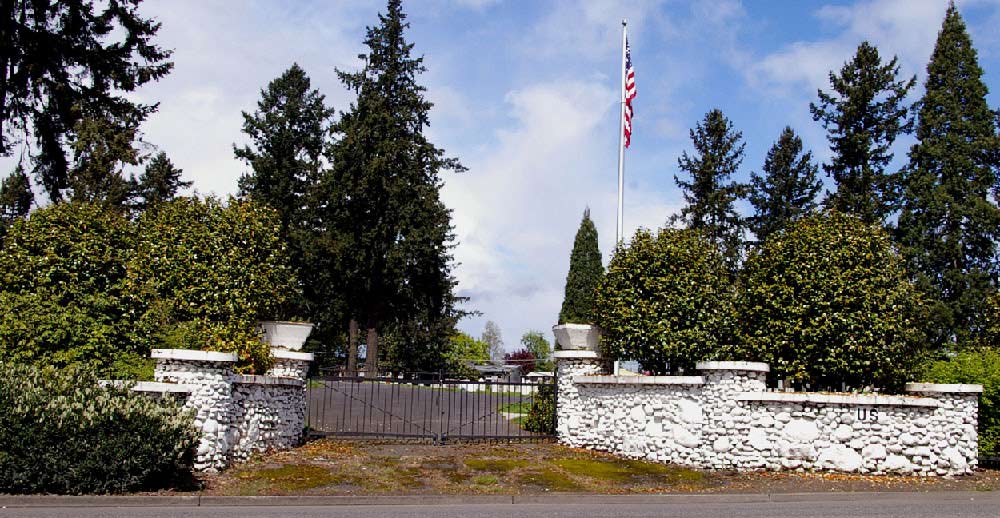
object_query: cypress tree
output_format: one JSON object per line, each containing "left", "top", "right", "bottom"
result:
{"left": 748, "top": 126, "right": 822, "bottom": 243}
{"left": 326, "top": 0, "right": 465, "bottom": 374}
{"left": 558, "top": 208, "right": 603, "bottom": 324}
{"left": 895, "top": 3, "right": 1000, "bottom": 349}
{"left": 810, "top": 41, "right": 915, "bottom": 225}
{"left": 671, "top": 108, "right": 747, "bottom": 274}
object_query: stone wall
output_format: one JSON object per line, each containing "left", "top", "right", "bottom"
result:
{"left": 149, "top": 348, "right": 312, "bottom": 471}
{"left": 555, "top": 352, "right": 981, "bottom": 476}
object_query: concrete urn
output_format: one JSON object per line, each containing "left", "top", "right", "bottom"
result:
{"left": 258, "top": 321, "right": 314, "bottom": 351}
{"left": 552, "top": 323, "right": 601, "bottom": 352}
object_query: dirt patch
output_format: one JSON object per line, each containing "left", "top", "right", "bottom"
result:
{"left": 195, "top": 439, "right": 1000, "bottom": 496}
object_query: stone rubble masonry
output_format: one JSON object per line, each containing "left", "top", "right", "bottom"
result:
{"left": 554, "top": 352, "right": 982, "bottom": 476}
{"left": 145, "top": 348, "right": 313, "bottom": 472}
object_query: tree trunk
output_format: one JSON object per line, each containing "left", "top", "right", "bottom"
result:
{"left": 365, "top": 325, "right": 379, "bottom": 376}
{"left": 347, "top": 318, "right": 359, "bottom": 375}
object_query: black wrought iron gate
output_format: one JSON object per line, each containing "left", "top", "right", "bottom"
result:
{"left": 306, "top": 374, "right": 556, "bottom": 442}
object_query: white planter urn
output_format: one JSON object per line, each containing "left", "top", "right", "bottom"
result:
{"left": 552, "top": 323, "right": 601, "bottom": 352}
{"left": 258, "top": 321, "right": 314, "bottom": 351}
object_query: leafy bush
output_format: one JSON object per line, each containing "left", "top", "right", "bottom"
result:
{"left": 126, "top": 197, "right": 297, "bottom": 373}
{"left": 737, "top": 211, "right": 924, "bottom": 390}
{"left": 0, "top": 202, "right": 144, "bottom": 378}
{"left": 922, "top": 348, "right": 1000, "bottom": 457}
{"left": 594, "top": 228, "right": 736, "bottom": 374}
{"left": 523, "top": 383, "right": 555, "bottom": 434}
{"left": 0, "top": 362, "right": 197, "bottom": 494}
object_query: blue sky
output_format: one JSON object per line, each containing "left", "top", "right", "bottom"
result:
{"left": 7, "top": 0, "right": 1000, "bottom": 354}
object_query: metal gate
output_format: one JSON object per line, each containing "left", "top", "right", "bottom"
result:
{"left": 306, "top": 373, "right": 557, "bottom": 442}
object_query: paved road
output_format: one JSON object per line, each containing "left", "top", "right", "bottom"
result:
{"left": 306, "top": 379, "right": 546, "bottom": 439}
{"left": 3, "top": 493, "right": 1000, "bottom": 518}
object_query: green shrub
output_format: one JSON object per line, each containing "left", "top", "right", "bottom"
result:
{"left": 523, "top": 384, "right": 555, "bottom": 434}
{"left": 0, "top": 362, "right": 197, "bottom": 494}
{"left": 123, "top": 197, "right": 297, "bottom": 374}
{"left": 0, "top": 202, "right": 142, "bottom": 378}
{"left": 922, "top": 348, "right": 1000, "bottom": 457}
{"left": 737, "top": 211, "right": 924, "bottom": 390}
{"left": 594, "top": 228, "right": 736, "bottom": 374}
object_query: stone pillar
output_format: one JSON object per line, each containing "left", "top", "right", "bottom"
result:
{"left": 152, "top": 349, "right": 238, "bottom": 472}
{"left": 266, "top": 349, "right": 314, "bottom": 380}
{"left": 554, "top": 350, "right": 605, "bottom": 445}
{"left": 695, "top": 361, "right": 770, "bottom": 469}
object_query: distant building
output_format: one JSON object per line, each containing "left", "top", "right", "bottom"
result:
{"left": 473, "top": 363, "right": 522, "bottom": 383}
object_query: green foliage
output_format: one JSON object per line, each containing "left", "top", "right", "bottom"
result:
{"left": 922, "top": 348, "right": 1000, "bottom": 456}
{"left": 748, "top": 126, "right": 821, "bottom": 242}
{"left": 0, "top": 362, "right": 197, "bottom": 494}
{"left": 558, "top": 209, "right": 603, "bottom": 324}
{"left": 0, "top": 0, "right": 172, "bottom": 201}
{"left": 521, "top": 330, "right": 553, "bottom": 371}
{"left": 737, "top": 212, "right": 924, "bottom": 390}
{"left": 0, "top": 202, "right": 139, "bottom": 378}
{"left": 523, "top": 384, "right": 555, "bottom": 435}
{"left": 444, "top": 332, "right": 489, "bottom": 378}
{"left": 810, "top": 41, "right": 915, "bottom": 225}
{"left": 896, "top": 4, "right": 1000, "bottom": 351}
{"left": 126, "top": 197, "right": 297, "bottom": 373}
{"left": 66, "top": 112, "right": 140, "bottom": 207}
{"left": 325, "top": 0, "right": 465, "bottom": 374}
{"left": 670, "top": 109, "right": 748, "bottom": 274}
{"left": 132, "top": 152, "right": 191, "bottom": 212}
{"left": 594, "top": 228, "right": 737, "bottom": 374}
{"left": 0, "top": 164, "right": 33, "bottom": 238}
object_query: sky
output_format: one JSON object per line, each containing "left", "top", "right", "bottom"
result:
{"left": 6, "top": 0, "right": 1000, "bottom": 355}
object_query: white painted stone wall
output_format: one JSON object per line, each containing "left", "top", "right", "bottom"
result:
{"left": 556, "top": 354, "right": 981, "bottom": 476}
{"left": 149, "top": 348, "right": 312, "bottom": 471}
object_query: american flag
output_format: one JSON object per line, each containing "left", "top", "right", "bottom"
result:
{"left": 623, "top": 37, "right": 636, "bottom": 148}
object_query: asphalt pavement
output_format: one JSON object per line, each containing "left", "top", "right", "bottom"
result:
{"left": 2, "top": 492, "right": 999, "bottom": 518}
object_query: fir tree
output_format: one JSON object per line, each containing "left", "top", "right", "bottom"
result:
{"left": 326, "top": 0, "right": 465, "bottom": 374}
{"left": 0, "top": 0, "right": 172, "bottom": 202}
{"left": 895, "top": 3, "right": 1000, "bottom": 349}
{"left": 559, "top": 208, "right": 603, "bottom": 324}
{"left": 748, "top": 126, "right": 822, "bottom": 242}
{"left": 810, "top": 41, "right": 915, "bottom": 225}
{"left": 65, "top": 111, "right": 139, "bottom": 208}
{"left": 0, "top": 164, "right": 33, "bottom": 237}
{"left": 235, "top": 63, "right": 333, "bottom": 230}
{"left": 132, "top": 152, "right": 191, "bottom": 212}
{"left": 671, "top": 109, "right": 747, "bottom": 274}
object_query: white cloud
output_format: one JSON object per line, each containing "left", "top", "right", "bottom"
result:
{"left": 442, "top": 78, "right": 678, "bottom": 349}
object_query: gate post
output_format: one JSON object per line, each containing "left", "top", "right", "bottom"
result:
{"left": 552, "top": 350, "right": 604, "bottom": 443}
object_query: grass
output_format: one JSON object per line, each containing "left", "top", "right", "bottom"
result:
{"left": 472, "top": 475, "right": 499, "bottom": 485}
{"left": 553, "top": 458, "right": 704, "bottom": 484}
{"left": 498, "top": 401, "right": 532, "bottom": 414}
{"left": 233, "top": 464, "right": 341, "bottom": 492}
{"left": 464, "top": 458, "right": 530, "bottom": 472}
{"left": 517, "top": 469, "right": 583, "bottom": 492}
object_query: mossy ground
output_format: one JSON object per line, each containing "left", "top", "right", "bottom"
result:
{"left": 200, "top": 440, "right": 1000, "bottom": 496}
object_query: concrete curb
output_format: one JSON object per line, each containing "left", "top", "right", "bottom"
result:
{"left": 1, "top": 491, "right": 998, "bottom": 508}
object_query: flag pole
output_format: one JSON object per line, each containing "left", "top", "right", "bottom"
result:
{"left": 616, "top": 19, "right": 627, "bottom": 244}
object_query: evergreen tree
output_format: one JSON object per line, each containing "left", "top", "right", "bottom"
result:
{"left": 132, "top": 151, "right": 191, "bottom": 212}
{"left": 65, "top": 111, "right": 139, "bottom": 208}
{"left": 326, "top": 0, "right": 465, "bottom": 374}
{"left": 670, "top": 109, "right": 747, "bottom": 274}
{"left": 810, "top": 41, "right": 915, "bottom": 225}
{"left": 0, "top": 164, "right": 33, "bottom": 237}
{"left": 235, "top": 63, "right": 333, "bottom": 230}
{"left": 0, "top": 0, "right": 172, "bottom": 202}
{"left": 235, "top": 63, "right": 339, "bottom": 344}
{"left": 748, "top": 126, "right": 822, "bottom": 242}
{"left": 558, "top": 208, "right": 603, "bottom": 324}
{"left": 895, "top": 3, "right": 1000, "bottom": 349}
